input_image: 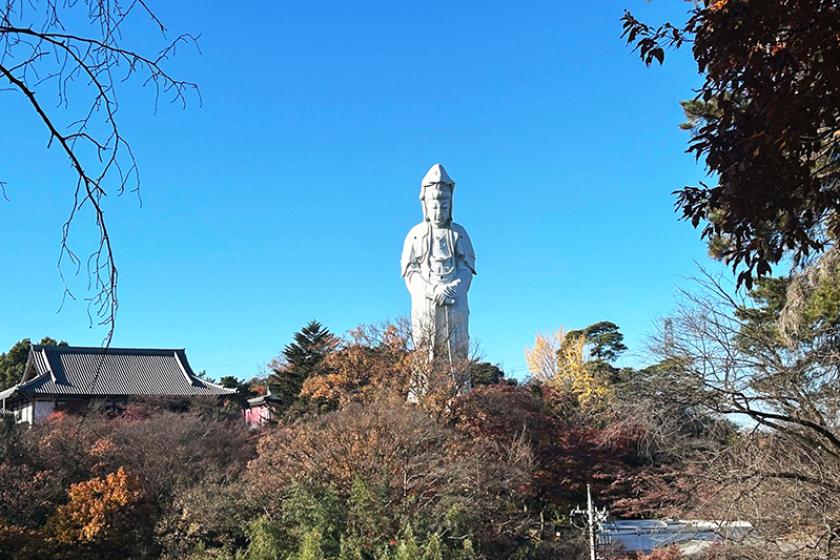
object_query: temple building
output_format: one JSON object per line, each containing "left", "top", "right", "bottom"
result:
{"left": 0, "top": 345, "right": 236, "bottom": 424}
{"left": 243, "top": 384, "right": 283, "bottom": 428}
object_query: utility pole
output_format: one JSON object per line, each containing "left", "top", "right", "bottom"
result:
{"left": 571, "top": 483, "right": 609, "bottom": 560}
{"left": 587, "top": 484, "right": 597, "bottom": 560}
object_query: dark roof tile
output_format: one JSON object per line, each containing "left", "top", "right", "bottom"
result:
{"left": 16, "top": 346, "right": 236, "bottom": 397}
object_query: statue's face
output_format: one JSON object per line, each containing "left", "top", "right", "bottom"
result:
{"left": 425, "top": 187, "right": 452, "bottom": 226}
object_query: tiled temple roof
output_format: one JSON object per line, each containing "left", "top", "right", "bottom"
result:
{"left": 2, "top": 345, "right": 235, "bottom": 398}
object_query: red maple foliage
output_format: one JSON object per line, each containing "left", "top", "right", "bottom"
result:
{"left": 451, "top": 385, "right": 692, "bottom": 516}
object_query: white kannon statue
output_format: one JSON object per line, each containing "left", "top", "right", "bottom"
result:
{"left": 401, "top": 164, "right": 476, "bottom": 370}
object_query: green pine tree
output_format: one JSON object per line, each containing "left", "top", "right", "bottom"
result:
{"left": 566, "top": 321, "right": 628, "bottom": 382}
{"left": 394, "top": 525, "right": 420, "bottom": 560}
{"left": 460, "top": 539, "right": 476, "bottom": 560}
{"left": 280, "top": 482, "right": 343, "bottom": 555}
{"left": 347, "top": 476, "right": 386, "bottom": 548}
{"left": 295, "top": 528, "right": 326, "bottom": 560}
{"left": 244, "top": 516, "right": 285, "bottom": 560}
{"left": 271, "top": 321, "right": 335, "bottom": 409}
{"left": 422, "top": 534, "right": 443, "bottom": 560}
{"left": 0, "top": 337, "right": 66, "bottom": 390}
{"left": 466, "top": 361, "right": 509, "bottom": 387}
{"left": 337, "top": 536, "right": 364, "bottom": 560}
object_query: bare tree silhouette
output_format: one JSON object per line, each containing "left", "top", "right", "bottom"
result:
{"left": 1, "top": 0, "right": 199, "bottom": 342}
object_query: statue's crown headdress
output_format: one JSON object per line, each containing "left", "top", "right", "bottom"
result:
{"left": 422, "top": 163, "right": 454, "bottom": 187}
{"left": 419, "top": 163, "right": 455, "bottom": 223}
{"left": 419, "top": 164, "right": 455, "bottom": 199}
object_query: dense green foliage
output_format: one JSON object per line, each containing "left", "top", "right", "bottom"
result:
{"left": 466, "top": 362, "right": 510, "bottom": 387}
{"left": 0, "top": 337, "right": 66, "bottom": 390}
{"left": 271, "top": 320, "right": 337, "bottom": 411}
{"left": 567, "top": 321, "right": 629, "bottom": 383}
{"left": 567, "top": 321, "right": 627, "bottom": 363}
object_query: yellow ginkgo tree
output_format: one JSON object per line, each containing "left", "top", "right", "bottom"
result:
{"left": 525, "top": 329, "right": 612, "bottom": 411}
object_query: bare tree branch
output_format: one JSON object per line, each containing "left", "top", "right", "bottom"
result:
{"left": 0, "top": 0, "right": 198, "bottom": 344}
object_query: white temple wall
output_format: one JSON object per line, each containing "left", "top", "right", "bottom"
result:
{"left": 32, "top": 400, "right": 55, "bottom": 423}
{"left": 14, "top": 400, "right": 55, "bottom": 424}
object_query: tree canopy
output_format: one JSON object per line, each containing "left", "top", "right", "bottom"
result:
{"left": 567, "top": 321, "right": 627, "bottom": 363}
{"left": 0, "top": 337, "right": 67, "bottom": 390}
{"left": 622, "top": 0, "right": 840, "bottom": 287}
{"left": 467, "top": 362, "right": 510, "bottom": 387}
{"left": 271, "top": 320, "right": 337, "bottom": 410}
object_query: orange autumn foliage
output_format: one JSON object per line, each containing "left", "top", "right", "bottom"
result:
{"left": 89, "top": 437, "right": 114, "bottom": 458}
{"left": 48, "top": 466, "right": 145, "bottom": 544}
{"left": 247, "top": 395, "right": 532, "bottom": 532}
{"left": 300, "top": 323, "right": 412, "bottom": 407}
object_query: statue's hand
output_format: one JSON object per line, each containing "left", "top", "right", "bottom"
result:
{"left": 431, "top": 284, "right": 449, "bottom": 305}
{"left": 443, "top": 285, "right": 457, "bottom": 301}
{"left": 434, "top": 289, "right": 447, "bottom": 306}
{"left": 432, "top": 284, "right": 457, "bottom": 305}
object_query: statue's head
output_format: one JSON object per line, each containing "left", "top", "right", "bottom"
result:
{"left": 419, "top": 164, "right": 455, "bottom": 226}
{"left": 424, "top": 185, "right": 452, "bottom": 227}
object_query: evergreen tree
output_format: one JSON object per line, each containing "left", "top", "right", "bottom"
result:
{"left": 734, "top": 272, "right": 840, "bottom": 352}
{"left": 271, "top": 321, "right": 335, "bottom": 409}
{"left": 566, "top": 321, "right": 628, "bottom": 383}
{"left": 394, "top": 525, "right": 420, "bottom": 560}
{"left": 0, "top": 337, "right": 66, "bottom": 390}
{"left": 281, "top": 482, "right": 343, "bottom": 554}
{"left": 460, "top": 539, "right": 476, "bottom": 560}
{"left": 422, "top": 533, "right": 443, "bottom": 560}
{"left": 566, "top": 321, "right": 627, "bottom": 363}
{"left": 337, "top": 536, "right": 364, "bottom": 560}
{"left": 295, "top": 528, "right": 326, "bottom": 560}
{"left": 218, "top": 375, "right": 262, "bottom": 399}
{"left": 467, "top": 362, "right": 511, "bottom": 387}
{"left": 347, "top": 476, "right": 385, "bottom": 549}
{"left": 243, "top": 516, "right": 285, "bottom": 560}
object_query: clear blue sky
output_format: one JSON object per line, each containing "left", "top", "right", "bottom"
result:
{"left": 0, "top": 1, "right": 723, "bottom": 381}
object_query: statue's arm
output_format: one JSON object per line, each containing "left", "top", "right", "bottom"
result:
{"left": 405, "top": 267, "right": 426, "bottom": 294}
{"left": 454, "top": 226, "right": 476, "bottom": 275}
{"left": 401, "top": 229, "right": 429, "bottom": 297}
{"left": 453, "top": 225, "right": 476, "bottom": 295}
